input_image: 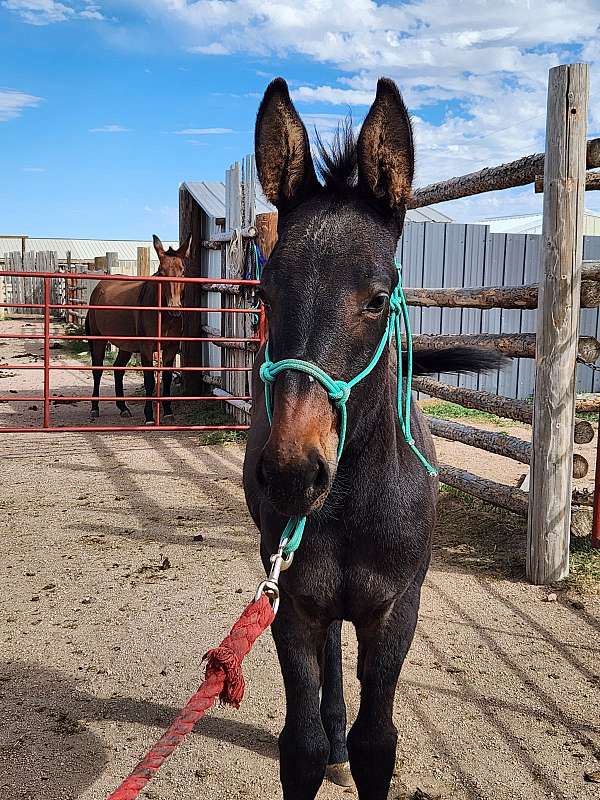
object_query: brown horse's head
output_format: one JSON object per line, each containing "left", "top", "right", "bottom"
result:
{"left": 152, "top": 234, "right": 191, "bottom": 316}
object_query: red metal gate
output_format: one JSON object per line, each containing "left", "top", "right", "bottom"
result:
{"left": 0, "top": 270, "right": 263, "bottom": 432}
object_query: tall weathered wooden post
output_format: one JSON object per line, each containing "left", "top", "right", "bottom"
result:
{"left": 137, "top": 246, "right": 151, "bottom": 277}
{"left": 527, "top": 64, "right": 589, "bottom": 584}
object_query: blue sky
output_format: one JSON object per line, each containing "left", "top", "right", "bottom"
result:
{"left": 1, "top": 0, "right": 599, "bottom": 240}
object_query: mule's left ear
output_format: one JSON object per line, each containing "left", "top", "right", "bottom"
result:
{"left": 255, "top": 77, "right": 321, "bottom": 214}
{"left": 152, "top": 234, "right": 165, "bottom": 258}
{"left": 176, "top": 232, "right": 191, "bottom": 258}
{"left": 357, "top": 78, "right": 414, "bottom": 220}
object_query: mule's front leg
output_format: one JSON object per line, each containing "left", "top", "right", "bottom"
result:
{"left": 272, "top": 602, "right": 330, "bottom": 800}
{"left": 348, "top": 575, "right": 424, "bottom": 800}
{"left": 321, "top": 621, "right": 352, "bottom": 786}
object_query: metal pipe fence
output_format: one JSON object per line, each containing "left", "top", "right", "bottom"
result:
{"left": 0, "top": 270, "right": 262, "bottom": 432}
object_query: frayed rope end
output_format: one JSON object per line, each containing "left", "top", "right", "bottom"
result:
{"left": 203, "top": 646, "right": 245, "bottom": 708}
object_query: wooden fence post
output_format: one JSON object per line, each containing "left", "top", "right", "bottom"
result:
{"left": 106, "top": 252, "right": 119, "bottom": 274}
{"left": 256, "top": 211, "right": 278, "bottom": 258}
{"left": 527, "top": 64, "right": 589, "bottom": 584}
{"left": 137, "top": 246, "right": 151, "bottom": 277}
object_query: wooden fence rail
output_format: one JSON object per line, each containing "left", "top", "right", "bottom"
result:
{"left": 409, "top": 136, "right": 600, "bottom": 209}
{"left": 404, "top": 279, "right": 600, "bottom": 310}
{"left": 414, "top": 376, "right": 595, "bottom": 444}
{"left": 411, "top": 332, "right": 600, "bottom": 362}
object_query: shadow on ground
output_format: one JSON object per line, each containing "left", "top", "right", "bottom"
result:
{"left": 0, "top": 660, "right": 277, "bottom": 800}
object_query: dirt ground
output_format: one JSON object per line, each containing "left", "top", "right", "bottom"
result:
{"left": 1, "top": 318, "right": 600, "bottom": 800}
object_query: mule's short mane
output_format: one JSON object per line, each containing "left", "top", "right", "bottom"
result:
{"left": 315, "top": 117, "right": 358, "bottom": 194}
{"left": 165, "top": 247, "right": 178, "bottom": 256}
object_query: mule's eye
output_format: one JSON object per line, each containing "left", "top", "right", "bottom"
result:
{"left": 364, "top": 293, "right": 388, "bottom": 314}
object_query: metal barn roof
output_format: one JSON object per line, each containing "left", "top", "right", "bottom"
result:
{"left": 406, "top": 206, "right": 453, "bottom": 223}
{"left": 0, "top": 237, "right": 178, "bottom": 262}
{"left": 475, "top": 210, "right": 600, "bottom": 236}
{"left": 182, "top": 181, "right": 452, "bottom": 224}
{"left": 182, "top": 181, "right": 274, "bottom": 219}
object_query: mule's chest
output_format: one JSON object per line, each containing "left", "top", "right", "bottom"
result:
{"left": 279, "top": 507, "right": 433, "bottom": 624}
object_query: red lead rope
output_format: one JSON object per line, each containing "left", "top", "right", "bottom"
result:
{"left": 107, "top": 595, "right": 276, "bottom": 800}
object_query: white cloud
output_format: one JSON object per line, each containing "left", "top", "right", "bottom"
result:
{"left": 3, "top": 0, "right": 110, "bottom": 24}
{"left": 189, "top": 42, "right": 229, "bottom": 55}
{"left": 2, "top": 0, "right": 74, "bottom": 24}
{"left": 173, "top": 127, "right": 235, "bottom": 135}
{"left": 0, "top": 89, "right": 42, "bottom": 121}
{"left": 79, "top": 9, "right": 104, "bottom": 20}
{"left": 89, "top": 124, "right": 132, "bottom": 132}
{"left": 22, "top": 166, "right": 46, "bottom": 172}
{"left": 130, "top": 0, "right": 600, "bottom": 218}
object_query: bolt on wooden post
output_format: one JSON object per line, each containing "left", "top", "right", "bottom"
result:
{"left": 527, "top": 64, "right": 589, "bottom": 584}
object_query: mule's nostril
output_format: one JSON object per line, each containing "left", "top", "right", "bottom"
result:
{"left": 256, "top": 445, "right": 331, "bottom": 513}
{"left": 308, "top": 449, "right": 330, "bottom": 495}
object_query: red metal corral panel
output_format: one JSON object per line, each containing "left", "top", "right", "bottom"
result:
{"left": 0, "top": 270, "right": 262, "bottom": 433}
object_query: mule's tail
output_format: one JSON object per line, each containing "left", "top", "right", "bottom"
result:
{"left": 405, "top": 347, "right": 508, "bottom": 376}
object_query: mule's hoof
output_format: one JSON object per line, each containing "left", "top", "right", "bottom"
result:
{"left": 144, "top": 419, "right": 155, "bottom": 426}
{"left": 163, "top": 414, "right": 175, "bottom": 425}
{"left": 120, "top": 409, "right": 132, "bottom": 418}
{"left": 90, "top": 409, "right": 99, "bottom": 419}
{"left": 326, "top": 762, "right": 354, "bottom": 788}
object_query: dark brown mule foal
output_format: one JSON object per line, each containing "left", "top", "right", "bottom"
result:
{"left": 85, "top": 234, "right": 190, "bottom": 424}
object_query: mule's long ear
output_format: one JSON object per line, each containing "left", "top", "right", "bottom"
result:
{"left": 176, "top": 232, "right": 191, "bottom": 258}
{"left": 152, "top": 234, "right": 165, "bottom": 259}
{"left": 255, "top": 77, "right": 320, "bottom": 214}
{"left": 357, "top": 78, "right": 414, "bottom": 221}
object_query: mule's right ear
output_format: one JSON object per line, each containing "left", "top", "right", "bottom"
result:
{"left": 255, "top": 78, "right": 320, "bottom": 214}
{"left": 152, "top": 234, "right": 165, "bottom": 259}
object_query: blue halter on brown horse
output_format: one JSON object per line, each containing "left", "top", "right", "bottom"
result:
{"left": 85, "top": 234, "right": 190, "bottom": 424}
{"left": 243, "top": 78, "right": 505, "bottom": 799}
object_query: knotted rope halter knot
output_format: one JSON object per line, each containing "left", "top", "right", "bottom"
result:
{"left": 259, "top": 359, "right": 352, "bottom": 459}
{"left": 260, "top": 259, "right": 437, "bottom": 559}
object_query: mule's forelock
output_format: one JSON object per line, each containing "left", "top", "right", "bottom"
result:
{"left": 314, "top": 118, "right": 358, "bottom": 193}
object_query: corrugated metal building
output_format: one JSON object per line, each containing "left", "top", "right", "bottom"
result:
{"left": 475, "top": 210, "right": 600, "bottom": 236}
{"left": 0, "top": 237, "right": 178, "bottom": 263}
{"left": 180, "top": 180, "right": 453, "bottom": 224}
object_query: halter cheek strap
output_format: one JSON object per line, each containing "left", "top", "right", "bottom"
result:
{"left": 259, "top": 259, "right": 437, "bottom": 559}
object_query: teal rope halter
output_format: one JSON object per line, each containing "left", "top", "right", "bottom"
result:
{"left": 259, "top": 259, "right": 437, "bottom": 559}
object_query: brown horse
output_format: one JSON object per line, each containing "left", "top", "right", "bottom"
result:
{"left": 85, "top": 234, "right": 190, "bottom": 424}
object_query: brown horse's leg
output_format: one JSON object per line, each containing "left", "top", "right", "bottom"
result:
{"left": 162, "top": 348, "right": 176, "bottom": 421}
{"left": 141, "top": 347, "right": 156, "bottom": 424}
{"left": 113, "top": 349, "right": 132, "bottom": 417}
{"left": 89, "top": 339, "right": 107, "bottom": 419}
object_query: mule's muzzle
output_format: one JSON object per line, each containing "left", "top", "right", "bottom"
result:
{"left": 257, "top": 444, "right": 331, "bottom": 516}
